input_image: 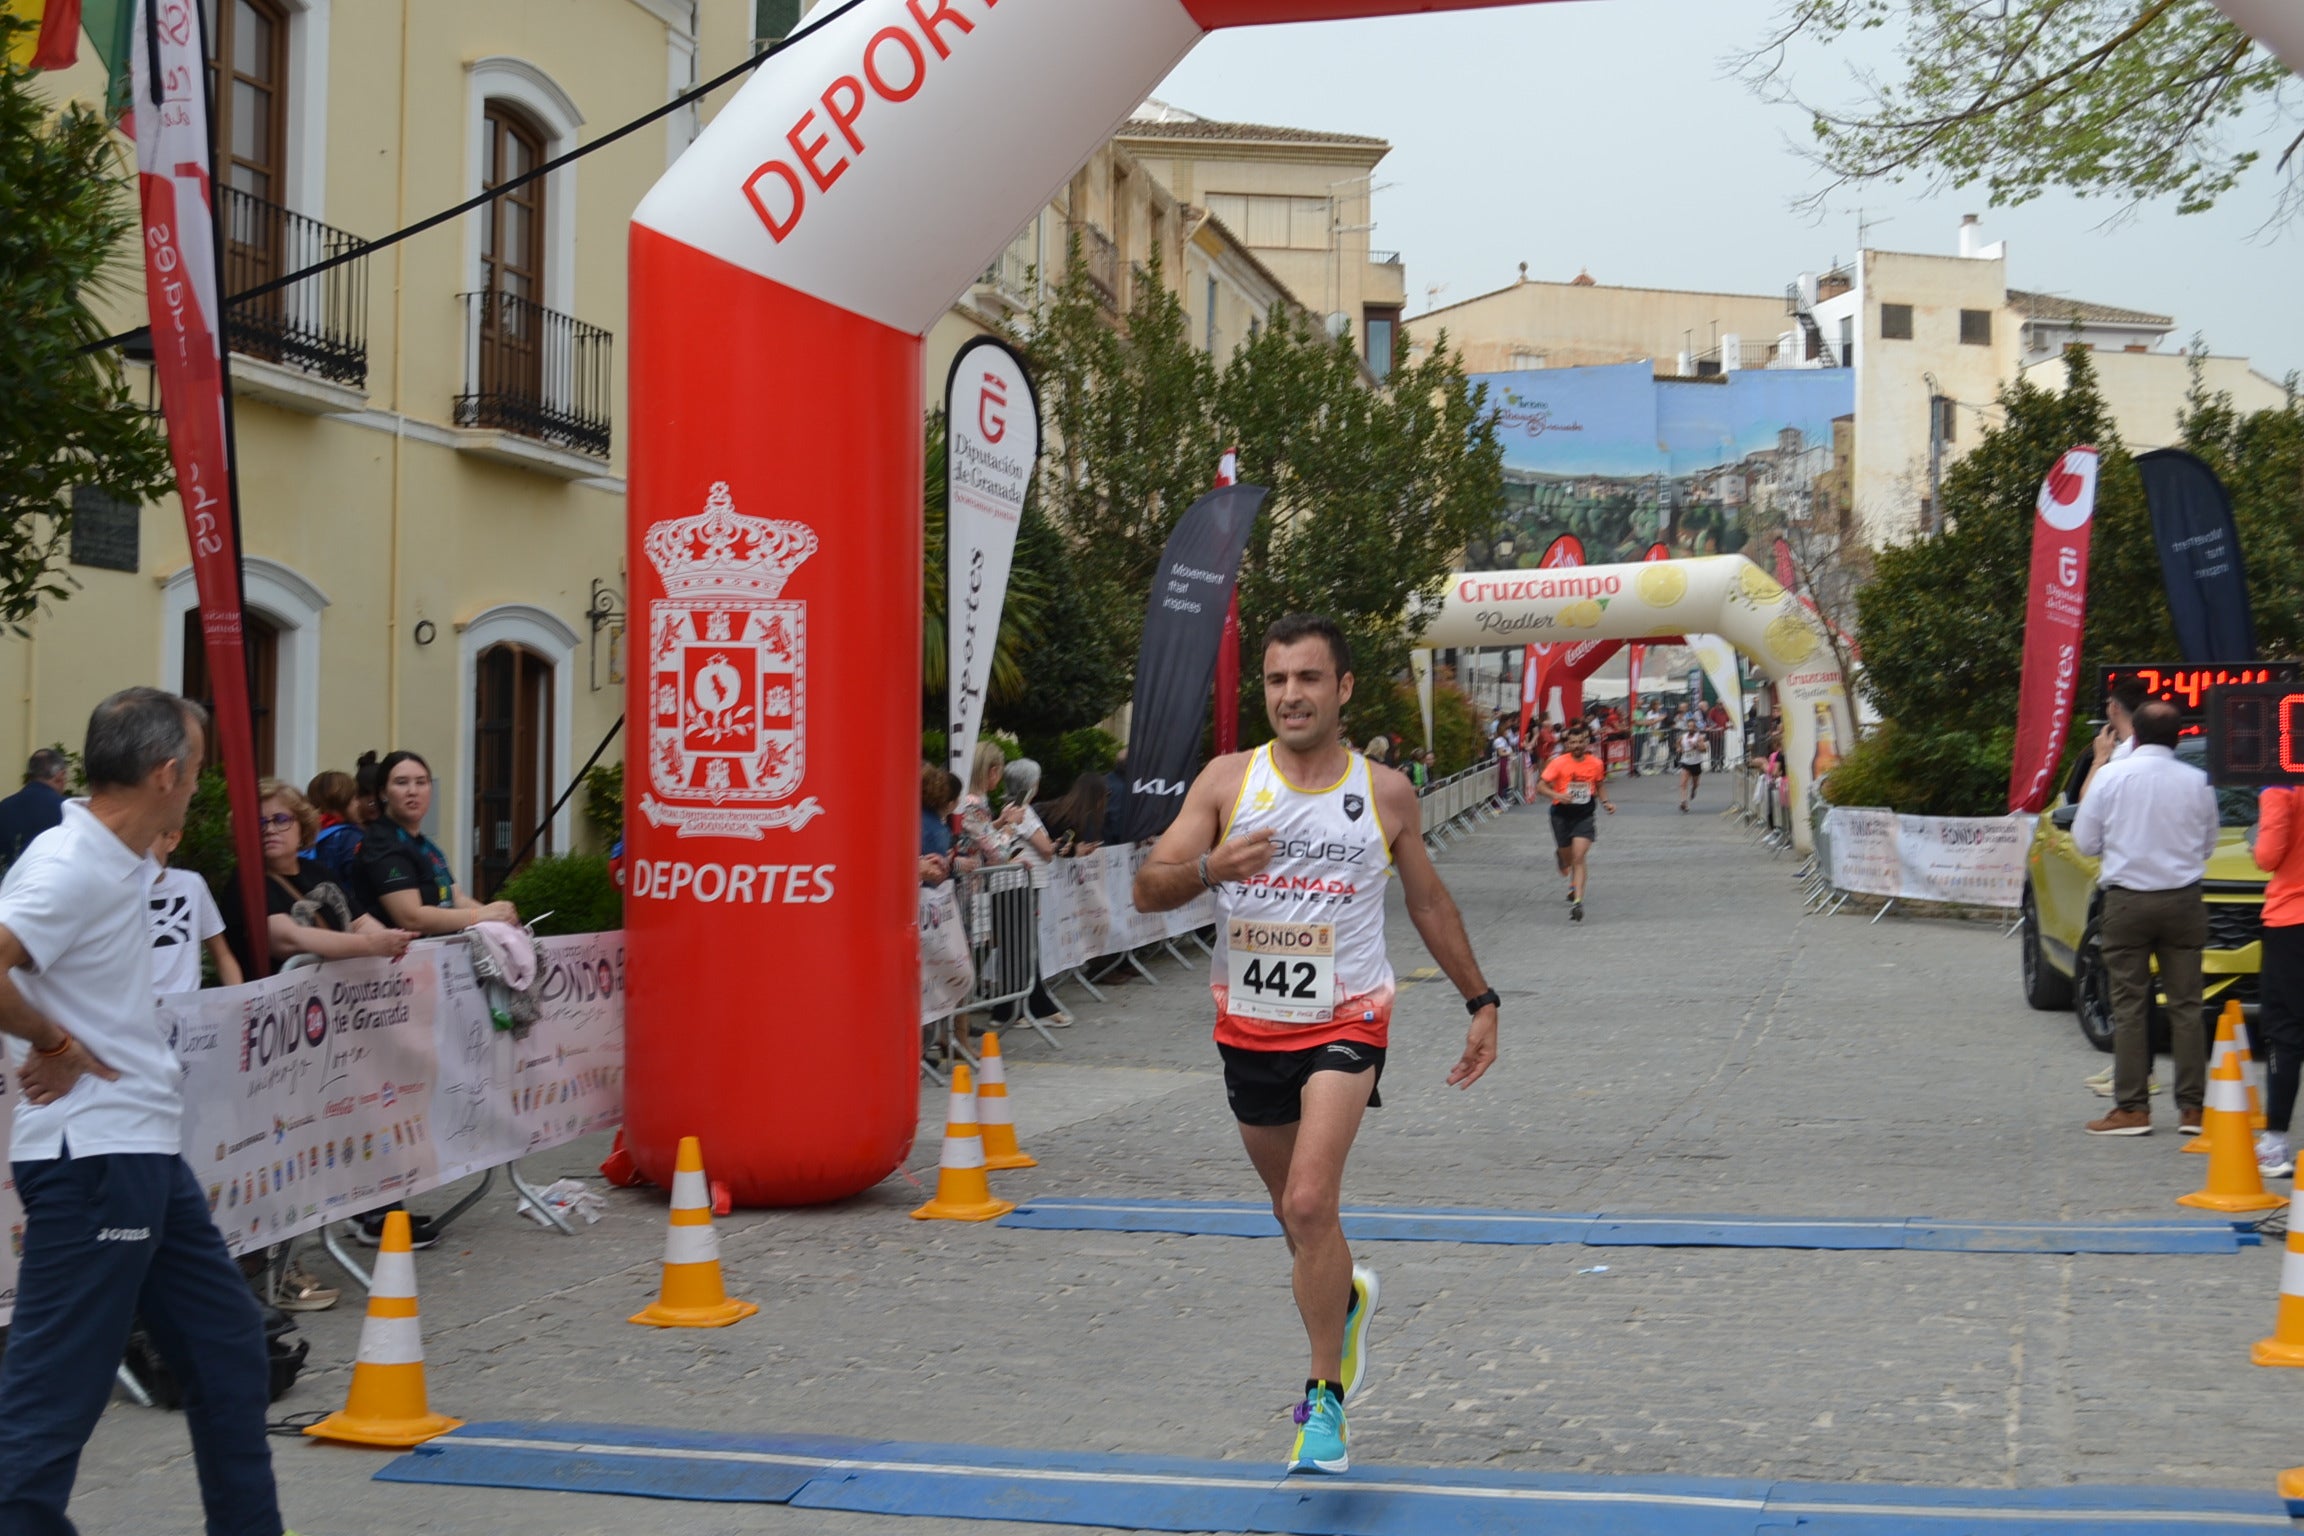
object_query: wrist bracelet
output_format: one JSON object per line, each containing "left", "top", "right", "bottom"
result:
{"left": 1196, "top": 851, "right": 1217, "bottom": 890}
{"left": 35, "top": 1031, "right": 72, "bottom": 1058}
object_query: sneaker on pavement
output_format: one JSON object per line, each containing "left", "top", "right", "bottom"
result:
{"left": 275, "top": 1262, "right": 340, "bottom": 1312}
{"left": 2178, "top": 1108, "right": 2203, "bottom": 1137}
{"left": 1287, "top": 1385, "right": 1349, "bottom": 1475}
{"left": 2085, "top": 1109, "right": 2153, "bottom": 1136}
{"left": 1340, "top": 1265, "right": 1379, "bottom": 1402}
{"left": 2259, "top": 1133, "right": 2295, "bottom": 1179}
{"left": 355, "top": 1209, "right": 440, "bottom": 1249}
{"left": 1570, "top": 900, "right": 1584, "bottom": 923}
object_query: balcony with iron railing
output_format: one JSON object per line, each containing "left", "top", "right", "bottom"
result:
{"left": 1073, "top": 220, "right": 1121, "bottom": 309}
{"left": 217, "top": 185, "right": 369, "bottom": 402}
{"left": 454, "top": 290, "right": 614, "bottom": 465}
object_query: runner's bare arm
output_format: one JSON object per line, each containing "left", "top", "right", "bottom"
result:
{"left": 1132, "top": 753, "right": 1273, "bottom": 913}
{"left": 1374, "top": 767, "right": 1498, "bottom": 1088}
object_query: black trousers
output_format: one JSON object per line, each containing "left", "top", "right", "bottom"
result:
{"left": 2261, "top": 923, "right": 2304, "bottom": 1134}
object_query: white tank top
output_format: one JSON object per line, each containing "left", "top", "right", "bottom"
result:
{"left": 1211, "top": 745, "right": 1394, "bottom": 1036}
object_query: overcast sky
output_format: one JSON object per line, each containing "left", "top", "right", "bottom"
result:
{"left": 1152, "top": 0, "right": 2303, "bottom": 385}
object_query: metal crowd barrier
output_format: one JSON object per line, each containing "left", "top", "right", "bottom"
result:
{"left": 923, "top": 862, "right": 1047, "bottom": 1080}
{"left": 1418, "top": 760, "right": 1508, "bottom": 855}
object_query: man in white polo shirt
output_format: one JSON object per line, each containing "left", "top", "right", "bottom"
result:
{"left": 0, "top": 688, "right": 287, "bottom": 1536}
{"left": 2074, "top": 700, "right": 2222, "bottom": 1137}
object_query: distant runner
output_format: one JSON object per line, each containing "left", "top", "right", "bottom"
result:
{"left": 1543, "top": 722, "right": 1615, "bottom": 922}
{"left": 1677, "top": 716, "right": 1709, "bottom": 813}
{"left": 1135, "top": 614, "right": 1500, "bottom": 1477}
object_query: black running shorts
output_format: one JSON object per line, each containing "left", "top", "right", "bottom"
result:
{"left": 1680, "top": 760, "right": 1704, "bottom": 780}
{"left": 1550, "top": 804, "right": 1598, "bottom": 848}
{"left": 1218, "top": 1040, "right": 1386, "bottom": 1127}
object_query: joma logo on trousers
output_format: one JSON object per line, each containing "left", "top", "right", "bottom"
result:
{"left": 96, "top": 1227, "right": 152, "bottom": 1242}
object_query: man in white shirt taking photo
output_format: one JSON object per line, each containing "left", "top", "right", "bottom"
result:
{"left": 2073, "top": 700, "right": 2222, "bottom": 1137}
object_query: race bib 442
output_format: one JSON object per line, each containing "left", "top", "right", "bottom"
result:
{"left": 1225, "top": 918, "right": 1336, "bottom": 1026}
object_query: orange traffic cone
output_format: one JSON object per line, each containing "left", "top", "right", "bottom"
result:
{"left": 976, "top": 1033, "right": 1037, "bottom": 1171}
{"left": 629, "top": 1136, "right": 758, "bottom": 1327}
{"left": 2190, "top": 1004, "right": 2260, "bottom": 1152}
{"left": 2178, "top": 1051, "right": 2286, "bottom": 1214}
{"left": 2281, "top": 1465, "right": 2304, "bottom": 1522}
{"left": 304, "top": 1210, "right": 462, "bottom": 1447}
{"left": 911, "top": 1064, "right": 1014, "bottom": 1222}
{"left": 2253, "top": 1184, "right": 2304, "bottom": 1366}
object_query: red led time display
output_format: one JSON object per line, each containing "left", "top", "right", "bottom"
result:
{"left": 2208, "top": 683, "right": 2304, "bottom": 786}
{"left": 2101, "top": 663, "right": 2299, "bottom": 718}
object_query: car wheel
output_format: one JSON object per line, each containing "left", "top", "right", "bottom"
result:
{"left": 2073, "top": 909, "right": 2116, "bottom": 1054}
{"left": 2020, "top": 886, "right": 2073, "bottom": 1011}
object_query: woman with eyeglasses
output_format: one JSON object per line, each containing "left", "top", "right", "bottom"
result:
{"left": 221, "top": 779, "right": 416, "bottom": 978}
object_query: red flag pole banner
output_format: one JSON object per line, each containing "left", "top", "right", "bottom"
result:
{"left": 1517, "top": 642, "right": 1538, "bottom": 741}
{"left": 1212, "top": 448, "right": 1241, "bottom": 757}
{"left": 943, "top": 337, "right": 1039, "bottom": 783}
{"left": 1528, "top": 534, "right": 1584, "bottom": 723}
{"left": 2008, "top": 447, "right": 2100, "bottom": 814}
{"left": 624, "top": 0, "right": 1561, "bottom": 1204}
{"left": 132, "top": 0, "right": 268, "bottom": 976}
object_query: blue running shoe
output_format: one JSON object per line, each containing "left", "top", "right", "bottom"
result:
{"left": 1287, "top": 1384, "right": 1349, "bottom": 1474}
{"left": 1339, "top": 1264, "right": 1379, "bottom": 1402}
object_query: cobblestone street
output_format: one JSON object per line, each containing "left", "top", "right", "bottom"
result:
{"left": 66, "top": 771, "right": 2304, "bottom": 1533}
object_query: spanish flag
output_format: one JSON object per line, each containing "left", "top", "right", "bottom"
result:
{"left": 3, "top": 0, "right": 80, "bottom": 71}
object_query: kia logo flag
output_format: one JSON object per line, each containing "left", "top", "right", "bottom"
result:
{"left": 2138, "top": 447, "right": 2255, "bottom": 664}
{"left": 2008, "top": 447, "right": 2099, "bottom": 814}
{"left": 944, "top": 337, "right": 1040, "bottom": 783}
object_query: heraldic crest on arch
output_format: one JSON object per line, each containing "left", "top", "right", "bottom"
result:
{"left": 643, "top": 480, "right": 824, "bottom": 838}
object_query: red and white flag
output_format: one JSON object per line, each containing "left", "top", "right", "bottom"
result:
{"left": 131, "top": 0, "right": 269, "bottom": 971}
{"left": 2008, "top": 447, "right": 2099, "bottom": 813}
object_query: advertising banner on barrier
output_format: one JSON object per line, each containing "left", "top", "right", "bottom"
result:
{"left": 1822, "top": 807, "right": 2030, "bottom": 908}
{"left": 1896, "top": 814, "right": 2031, "bottom": 908}
{"left": 1826, "top": 808, "right": 1902, "bottom": 898}
{"left": 0, "top": 934, "right": 630, "bottom": 1324}
{"left": 920, "top": 883, "right": 975, "bottom": 1019}
{"left": 2008, "top": 446, "right": 2098, "bottom": 813}
{"left": 945, "top": 337, "right": 1039, "bottom": 782}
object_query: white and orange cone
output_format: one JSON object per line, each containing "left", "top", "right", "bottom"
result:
{"left": 2193, "top": 1003, "right": 2261, "bottom": 1152}
{"left": 2253, "top": 1183, "right": 2304, "bottom": 1367}
{"left": 2178, "top": 1050, "right": 2286, "bottom": 1214}
{"left": 304, "top": 1210, "right": 462, "bottom": 1447}
{"left": 977, "top": 1033, "right": 1037, "bottom": 1172}
{"left": 629, "top": 1136, "right": 758, "bottom": 1328}
{"left": 911, "top": 1064, "right": 1015, "bottom": 1222}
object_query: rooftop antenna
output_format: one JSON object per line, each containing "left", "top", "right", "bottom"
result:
{"left": 1855, "top": 210, "right": 1891, "bottom": 250}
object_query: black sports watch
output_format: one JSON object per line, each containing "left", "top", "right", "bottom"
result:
{"left": 1463, "top": 989, "right": 1500, "bottom": 1016}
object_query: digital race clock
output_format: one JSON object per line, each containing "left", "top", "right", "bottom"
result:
{"left": 2100, "top": 662, "right": 2299, "bottom": 720}
{"left": 2207, "top": 683, "right": 2304, "bottom": 787}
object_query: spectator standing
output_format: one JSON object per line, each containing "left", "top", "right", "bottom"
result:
{"left": 989, "top": 758, "right": 1071, "bottom": 1030}
{"left": 2080, "top": 677, "right": 2151, "bottom": 798}
{"left": 1489, "top": 719, "right": 1513, "bottom": 803}
{"left": 920, "top": 764, "right": 957, "bottom": 887}
{"left": 1706, "top": 699, "right": 1731, "bottom": 771}
{"left": 958, "top": 742, "right": 1024, "bottom": 865}
{"left": 147, "top": 828, "right": 240, "bottom": 996}
{"left": 2253, "top": 784, "right": 2304, "bottom": 1177}
{"left": 223, "top": 779, "right": 414, "bottom": 976}
{"left": 2074, "top": 701, "right": 2221, "bottom": 1136}
{"left": 304, "top": 754, "right": 381, "bottom": 888}
{"left": 1364, "top": 735, "right": 1391, "bottom": 767}
{"left": 1038, "top": 771, "right": 1108, "bottom": 860}
{"left": 0, "top": 748, "right": 71, "bottom": 868}
{"left": 0, "top": 688, "right": 289, "bottom": 1536}
{"left": 351, "top": 750, "right": 515, "bottom": 1248}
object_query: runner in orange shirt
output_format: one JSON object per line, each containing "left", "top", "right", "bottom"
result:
{"left": 1542, "top": 721, "right": 1615, "bottom": 922}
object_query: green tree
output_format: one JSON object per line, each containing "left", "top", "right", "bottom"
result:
{"left": 1219, "top": 312, "right": 1505, "bottom": 751}
{"left": 1739, "top": 0, "right": 2302, "bottom": 221}
{"left": 0, "top": 26, "right": 174, "bottom": 630}
{"left": 1832, "top": 348, "right": 2178, "bottom": 814}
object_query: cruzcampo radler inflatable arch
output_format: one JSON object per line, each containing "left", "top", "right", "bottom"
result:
{"left": 1423, "top": 556, "right": 1853, "bottom": 853}
{"left": 623, "top": 0, "right": 1568, "bottom": 1206}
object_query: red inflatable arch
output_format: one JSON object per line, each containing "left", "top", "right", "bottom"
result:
{"left": 624, "top": 0, "right": 1556, "bottom": 1204}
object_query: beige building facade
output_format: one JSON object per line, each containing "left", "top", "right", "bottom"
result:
{"left": 19, "top": 0, "right": 765, "bottom": 893}
{"left": 1409, "top": 268, "right": 1795, "bottom": 378}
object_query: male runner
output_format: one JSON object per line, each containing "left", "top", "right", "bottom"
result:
{"left": 1542, "top": 722, "right": 1615, "bottom": 921}
{"left": 1135, "top": 614, "right": 1500, "bottom": 1477}
{"left": 1677, "top": 714, "right": 1709, "bottom": 813}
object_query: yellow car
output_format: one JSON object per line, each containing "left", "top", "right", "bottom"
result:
{"left": 2019, "top": 738, "right": 2265, "bottom": 1050}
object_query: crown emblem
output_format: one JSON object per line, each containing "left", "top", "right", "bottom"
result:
{"left": 644, "top": 482, "right": 818, "bottom": 599}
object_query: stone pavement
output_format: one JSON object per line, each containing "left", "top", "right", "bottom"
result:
{"left": 62, "top": 769, "right": 2304, "bottom": 1534}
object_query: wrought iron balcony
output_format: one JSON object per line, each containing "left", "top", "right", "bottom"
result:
{"left": 454, "top": 290, "right": 614, "bottom": 460}
{"left": 1073, "top": 220, "right": 1120, "bottom": 309}
{"left": 217, "top": 185, "right": 369, "bottom": 389}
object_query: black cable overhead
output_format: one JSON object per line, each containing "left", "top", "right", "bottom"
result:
{"left": 83, "top": 0, "right": 872, "bottom": 357}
